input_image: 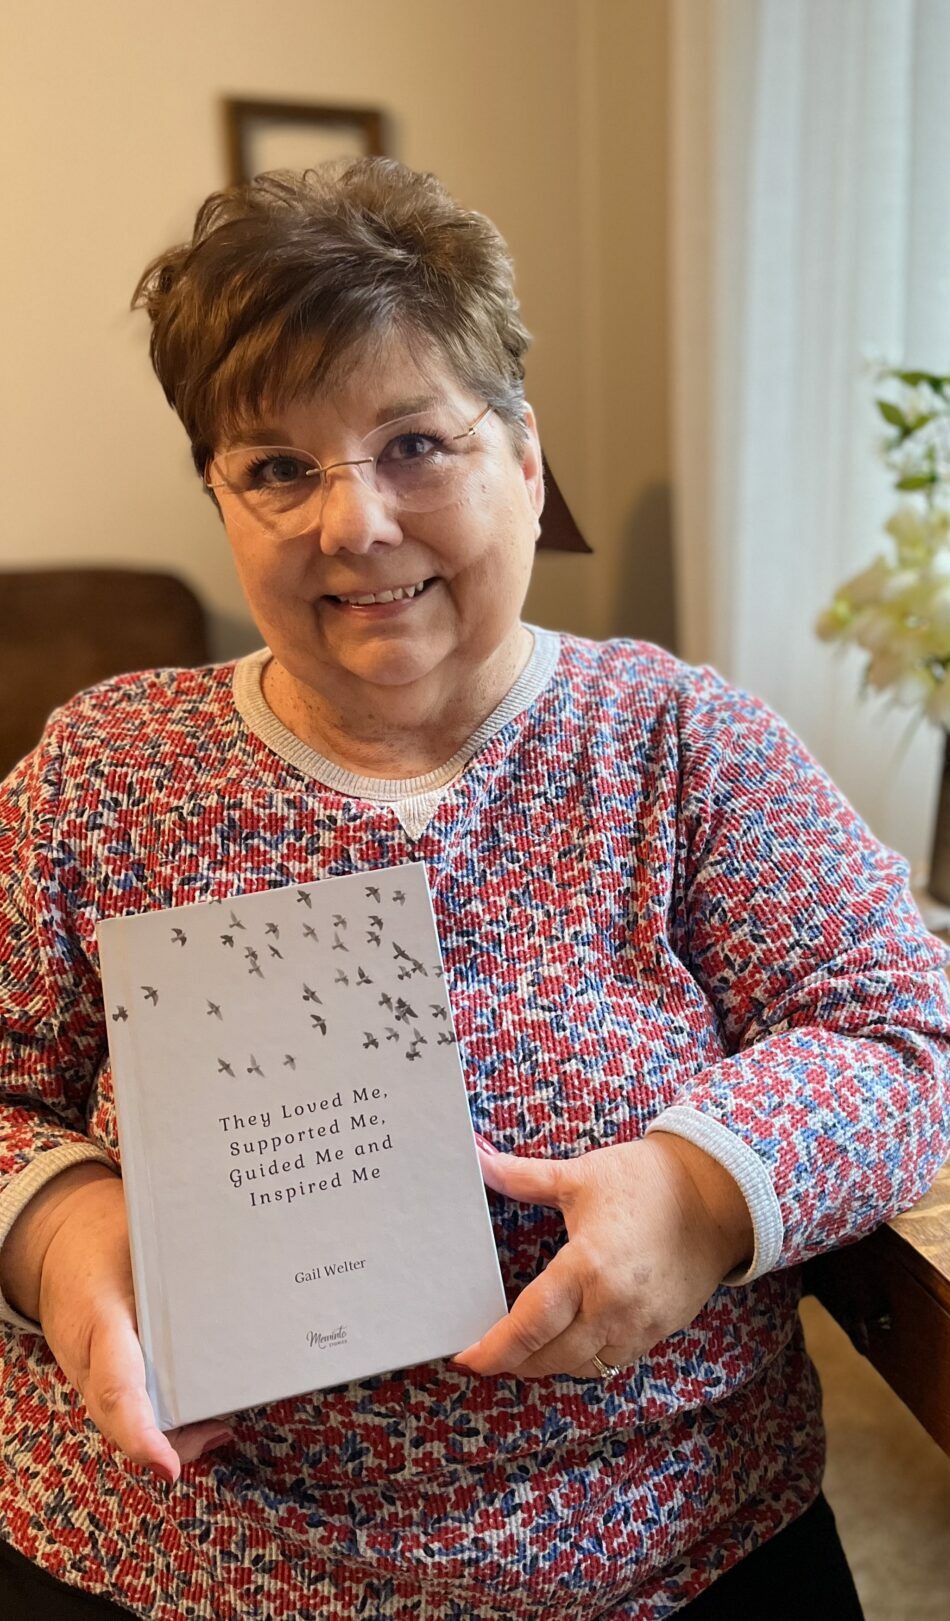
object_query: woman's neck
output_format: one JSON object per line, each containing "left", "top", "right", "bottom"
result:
{"left": 260, "top": 625, "right": 534, "bottom": 780}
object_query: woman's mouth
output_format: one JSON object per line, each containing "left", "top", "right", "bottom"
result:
{"left": 325, "top": 577, "right": 437, "bottom": 609}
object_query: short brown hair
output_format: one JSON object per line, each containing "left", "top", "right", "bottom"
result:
{"left": 131, "top": 159, "right": 532, "bottom": 479}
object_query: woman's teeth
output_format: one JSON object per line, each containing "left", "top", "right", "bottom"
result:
{"left": 335, "top": 581, "right": 428, "bottom": 605}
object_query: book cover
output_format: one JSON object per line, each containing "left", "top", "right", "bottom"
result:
{"left": 97, "top": 861, "right": 506, "bottom": 1429}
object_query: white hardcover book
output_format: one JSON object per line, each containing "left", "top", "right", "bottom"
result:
{"left": 97, "top": 861, "right": 505, "bottom": 1429}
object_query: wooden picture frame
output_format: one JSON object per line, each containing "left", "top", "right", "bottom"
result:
{"left": 223, "top": 98, "right": 386, "bottom": 186}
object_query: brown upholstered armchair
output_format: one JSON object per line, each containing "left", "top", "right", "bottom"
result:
{"left": 0, "top": 568, "right": 209, "bottom": 780}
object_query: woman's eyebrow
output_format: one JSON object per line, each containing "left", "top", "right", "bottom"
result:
{"left": 225, "top": 396, "right": 444, "bottom": 450}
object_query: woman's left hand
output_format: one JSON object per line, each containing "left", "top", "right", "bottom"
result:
{"left": 452, "top": 1133, "right": 754, "bottom": 1379}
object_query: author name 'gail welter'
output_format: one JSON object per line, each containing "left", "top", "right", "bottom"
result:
{"left": 295, "top": 1260, "right": 367, "bottom": 1282}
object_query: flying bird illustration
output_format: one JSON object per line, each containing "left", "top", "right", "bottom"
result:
{"left": 410, "top": 956, "right": 427, "bottom": 976}
{"left": 394, "top": 998, "right": 417, "bottom": 1023}
{"left": 268, "top": 944, "right": 284, "bottom": 959}
{"left": 368, "top": 915, "right": 383, "bottom": 931}
{"left": 397, "top": 966, "right": 414, "bottom": 981}
{"left": 437, "top": 1031, "right": 458, "bottom": 1046}
{"left": 112, "top": 1006, "right": 128, "bottom": 1022}
{"left": 302, "top": 924, "right": 319, "bottom": 942}
{"left": 406, "top": 1047, "right": 421, "bottom": 1062}
{"left": 432, "top": 965, "right": 444, "bottom": 979}
{"left": 310, "top": 1014, "right": 327, "bottom": 1035}
{"left": 332, "top": 914, "right": 347, "bottom": 929}
{"left": 171, "top": 928, "right": 188, "bottom": 947}
{"left": 430, "top": 1004, "right": 448, "bottom": 1021}
{"left": 365, "top": 885, "right": 381, "bottom": 902}
{"left": 265, "top": 922, "right": 280, "bottom": 939}
{"left": 411, "top": 1027, "right": 428, "bottom": 1046}
{"left": 247, "top": 1054, "right": 263, "bottom": 1077}
{"left": 356, "top": 965, "right": 373, "bottom": 986}
{"left": 302, "top": 984, "right": 322, "bottom": 1004}
{"left": 141, "top": 986, "right": 159, "bottom": 1006}
{"left": 218, "top": 1059, "right": 234, "bottom": 1077}
{"left": 362, "top": 1032, "right": 379, "bottom": 1050}
{"left": 283, "top": 1054, "right": 297, "bottom": 1070}
{"left": 220, "top": 933, "right": 235, "bottom": 948}
{"left": 297, "top": 890, "right": 313, "bottom": 908}
{"left": 244, "top": 945, "right": 258, "bottom": 961}
{"left": 379, "top": 991, "right": 394, "bottom": 1012}
{"left": 206, "top": 1001, "right": 222, "bottom": 1019}
{"left": 392, "top": 890, "right": 406, "bottom": 905}
{"left": 393, "top": 943, "right": 411, "bottom": 962}
{"left": 229, "top": 912, "right": 246, "bottom": 931}
{"left": 332, "top": 932, "right": 349, "bottom": 952}
{"left": 335, "top": 969, "right": 349, "bottom": 986}
{"left": 367, "top": 932, "right": 381, "bottom": 947}
{"left": 385, "top": 1027, "right": 400, "bottom": 1042}
{"left": 248, "top": 961, "right": 264, "bottom": 980}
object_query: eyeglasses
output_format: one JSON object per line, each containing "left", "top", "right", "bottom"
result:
{"left": 205, "top": 402, "right": 494, "bottom": 539}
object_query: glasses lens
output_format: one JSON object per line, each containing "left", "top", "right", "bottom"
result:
{"left": 210, "top": 447, "right": 320, "bottom": 528}
{"left": 361, "top": 405, "right": 486, "bottom": 513}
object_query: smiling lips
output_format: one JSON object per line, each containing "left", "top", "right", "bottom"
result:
{"left": 330, "top": 579, "right": 431, "bottom": 605}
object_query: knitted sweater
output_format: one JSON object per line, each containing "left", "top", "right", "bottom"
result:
{"left": 1, "top": 628, "right": 948, "bottom": 1621}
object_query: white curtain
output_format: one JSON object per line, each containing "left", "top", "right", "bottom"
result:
{"left": 670, "top": 0, "right": 950, "bottom": 874}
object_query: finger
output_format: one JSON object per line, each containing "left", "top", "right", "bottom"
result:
{"left": 475, "top": 1146, "right": 573, "bottom": 1210}
{"left": 453, "top": 1249, "right": 582, "bottom": 1374}
{"left": 513, "top": 1315, "right": 636, "bottom": 1380}
{"left": 83, "top": 1310, "right": 182, "bottom": 1482}
{"left": 168, "top": 1419, "right": 237, "bottom": 1466}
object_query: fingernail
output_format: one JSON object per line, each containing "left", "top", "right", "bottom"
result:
{"left": 451, "top": 1360, "right": 478, "bottom": 1374}
{"left": 199, "top": 1430, "right": 234, "bottom": 1457}
{"left": 474, "top": 1133, "right": 499, "bottom": 1155}
{"left": 452, "top": 1342, "right": 480, "bottom": 1366}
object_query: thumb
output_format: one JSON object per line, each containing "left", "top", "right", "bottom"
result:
{"left": 83, "top": 1307, "right": 181, "bottom": 1483}
{"left": 476, "top": 1143, "right": 571, "bottom": 1209}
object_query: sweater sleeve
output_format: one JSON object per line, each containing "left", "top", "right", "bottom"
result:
{"left": 645, "top": 663, "right": 950, "bottom": 1285}
{"left": 0, "top": 723, "right": 117, "bottom": 1331}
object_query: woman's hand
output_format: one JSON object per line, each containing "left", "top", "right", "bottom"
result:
{"left": 4, "top": 1166, "right": 233, "bottom": 1483}
{"left": 453, "top": 1133, "right": 754, "bottom": 1379}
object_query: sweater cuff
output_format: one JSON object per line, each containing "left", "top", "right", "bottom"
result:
{"left": 0, "top": 1143, "right": 119, "bottom": 1332}
{"left": 645, "top": 1106, "right": 783, "bottom": 1284}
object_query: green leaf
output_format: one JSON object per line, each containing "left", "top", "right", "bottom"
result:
{"left": 891, "top": 369, "right": 950, "bottom": 391}
{"left": 877, "top": 400, "right": 908, "bottom": 428}
{"left": 895, "top": 473, "right": 937, "bottom": 490}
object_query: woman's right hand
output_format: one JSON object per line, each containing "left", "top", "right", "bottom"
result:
{"left": 4, "top": 1165, "right": 233, "bottom": 1483}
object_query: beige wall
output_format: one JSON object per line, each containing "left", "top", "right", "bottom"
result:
{"left": 1, "top": 0, "right": 671, "bottom": 658}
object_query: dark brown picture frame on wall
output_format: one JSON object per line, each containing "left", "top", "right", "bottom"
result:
{"left": 223, "top": 98, "right": 386, "bottom": 186}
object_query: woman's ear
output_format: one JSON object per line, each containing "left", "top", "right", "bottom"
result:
{"left": 519, "top": 403, "right": 545, "bottom": 534}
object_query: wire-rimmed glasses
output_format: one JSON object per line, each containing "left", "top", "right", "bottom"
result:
{"left": 205, "top": 402, "right": 493, "bottom": 539}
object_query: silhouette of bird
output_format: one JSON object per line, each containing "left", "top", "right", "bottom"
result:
{"left": 218, "top": 1059, "right": 234, "bottom": 1077}
{"left": 411, "top": 1027, "right": 428, "bottom": 1045}
{"left": 141, "top": 986, "right": 159, "bottom": 1006}
{"left": 410, "top": 956, "right": 427, "bottom": 976}
{"left": 333, "top": 913, "right": 347, "bottom": 929}
{"left": 365, "top": 885, "right": 381, "bottom": 903}
{"left": 379, "top": 991, "right": 394, "bottom": 1011}
{"left": 356, "top": 965, "right": 373, "bottom": 986}
{"left": 432, "top": 965, "right": 444, "bottom": 979}
{"left": 362, "top": 1032, "right": 379, "bottom": 1050}
{"left": 398, "top": 966, "right": 413, "bottom": 981}
{"left": 437, "top": 1031, "right": 457, "bottom": 1046}
{"left": 430, "top": 1004, "right": 448, "bottom": 1021}
{"left": 171, "top": 928, "right": 187, "bottom": 947}
{"left": 283, "top": 1054, "right": 296, "bottom": 1070}
{"left": 406, "top": 1047, "right": 421, "bottom": 1062}
{"left": 220, "top": 934, "right": 235, "bottom": 948}
{"left": 310, "top": 1014, "right": 327, "bottom": 1035}
{"left": 265, "top": 922, "right": 280, "bottom": 939}
{"left": 394, "top": 998, "right": 417, "bottom": 1023}
{"left": 393, "top": 943, "right": 410, "bottom": 962}
{"left": 335, "top": 969, "right": 349, "bottom": 987}
{"left": 244, "top": 945, "right": 258, "bottom": 961}
{"left": 297, "top": 890, "right": 312, "bottom": 908}
{"left": 206, "top": 1001, "right": 222, "bottom": 1019}
{"left": 302, "top": 984, "right": 322, "bottom": 1004}
{"left": 268, "top": 944, "right": 284, "bottom": 959}
{"left": 247, "top": 1055, "right": 263, "bottom": 1077}
{"left": 368, "top": 915, "right": 383, "bottom": 931}
{"left": 302, "top": 924, "right": 319, "bottom": 942}
{"left": 367, "top": 932, "right": 381, "bottom": 947}
{"left": 229, "top": 912, "right": 246, "bottom": 931}
{"left": 332, "top": 932, "right": 349, "bottom": 952}
{"left": 249, "top": 961, "right": 264, "bottom": 980}
{"left": 393, "top": 890, "right": 406, "bottom": 905}
{"left": 385, "top": 1027, "right": 399, "bottom": 1042}
{"left": 112, "top": 1006, "right": 128, "bottom": 1022}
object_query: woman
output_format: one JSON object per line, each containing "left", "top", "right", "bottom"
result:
{"left": 0, "top": 158, "right": 947, "bottom": 1620}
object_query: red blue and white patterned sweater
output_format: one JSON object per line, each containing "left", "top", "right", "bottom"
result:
{"left": 1, "top": 628, "right": 949, "bottom": 1620}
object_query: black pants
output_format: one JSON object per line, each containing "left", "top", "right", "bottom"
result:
{"left": 0, "top": 1493, "right": 864, "bottom": 1619}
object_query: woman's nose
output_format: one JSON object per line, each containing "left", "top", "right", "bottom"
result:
{"left": 313, "top": 464, "right": 403, "bottom": 554}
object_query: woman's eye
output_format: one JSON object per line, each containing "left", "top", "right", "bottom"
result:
{"left": 247, "top": 454, "right": 309, "bottom": 486}
{"left": 381, "top": 432, "right": 445, "bottom": 463}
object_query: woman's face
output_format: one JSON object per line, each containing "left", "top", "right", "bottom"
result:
{"left": 213, "top": 338, "right": 544, "bottom": 713}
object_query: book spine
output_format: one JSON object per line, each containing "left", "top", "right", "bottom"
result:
{"left": 96, "top": 924, "right": 177, "bottom": 1430}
